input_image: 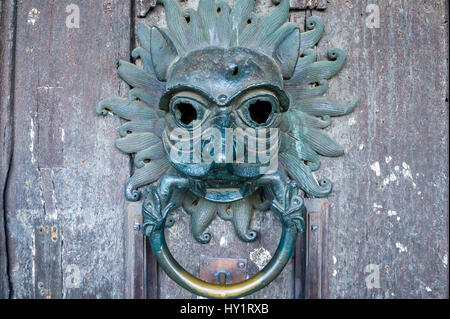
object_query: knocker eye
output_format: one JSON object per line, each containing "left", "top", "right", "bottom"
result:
{"left": 238, "top": 94, "right": 279, "bottom": 127}
{"left": 170, "top": 96, "right": 209, "bottom": 129}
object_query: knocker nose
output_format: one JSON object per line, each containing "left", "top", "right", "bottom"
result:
{"left": 201, "top": 126, "right": 231, "bottom": 166}
{"left": 199, "top": 110, "right": 236, "bottom": 166}
{"left": 211, "top": 108, "right": 234, "bottom": 129}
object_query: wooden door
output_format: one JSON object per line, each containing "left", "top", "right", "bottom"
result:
{"left": 0, "top": 0, "right": 448, "bottom": 299}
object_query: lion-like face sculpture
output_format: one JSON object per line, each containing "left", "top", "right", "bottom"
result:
{"left": 160, "top": 47, "right": 290, "bottom": 201}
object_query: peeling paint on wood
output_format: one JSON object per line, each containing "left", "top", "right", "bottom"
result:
{"left": 300, "top": 0, "right": 449, "bottom": 299}
{"left": 136, "top": 0, "right": 157, "bottom": 18}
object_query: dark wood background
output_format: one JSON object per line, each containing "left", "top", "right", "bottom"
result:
{"left": 0, "top": 0, "right": 448, "bottom": 299}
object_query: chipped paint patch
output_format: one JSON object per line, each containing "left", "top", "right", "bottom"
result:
{"left": 389, "top": 173, "right": 397, "bottom": 182}
{"left": 395, "top": 242, "right": 408, "bottom": 253}
{"left": 402, "top": 162, "right": 413, "bottom": 179}
{"left": 400, "top": 162, "right": 417, "bottom": 188}
{"left": 27, "top": 8, "right": 40, "bottom": 25}
{"left": 219, "top": 236, "right": 227, "bottom": 247}
{"left": 348, "top": 116, "right": 356, "bottom": 126}
{"left": 373, "top": 203, "right": 383, "bottom": 209}
{"left": 29, "top": 117, "right": 36, "bottom": 163}
{"left": 249, "top": 247, "right": 272, "bottom": 270}
{"left": 385, "top": 156, "right": 392, "bottom": 164}
{"left": 373, "top": 203, "right": 383, "bottom": 214}
{"left": 37, "top": 86, "right": 63, "bottom": 90}
{"left": 370, "top": 162, "right": 381, "bottom": 176}
{"left": 31, "top": 229, "right": 36, "bottom": 291}
{"left": 387, "top": 210, "right": 397, "bottom": 216}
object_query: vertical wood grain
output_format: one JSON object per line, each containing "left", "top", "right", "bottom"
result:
{"left": 314, "top": 0, "right": 449, "bottom": 298}
{"left": 5, "top": 0, "right": 132, "bottom": 298}
{"left": 0, "top": 0, "right": 17, "bottom": 299}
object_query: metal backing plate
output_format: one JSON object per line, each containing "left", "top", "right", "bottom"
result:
{"left": 199, "top": 256, "right": 248, "bottom": 285}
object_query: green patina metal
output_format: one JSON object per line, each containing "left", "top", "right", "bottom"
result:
{"left": 97, "top": 0, "right": 356, "bottom": 298}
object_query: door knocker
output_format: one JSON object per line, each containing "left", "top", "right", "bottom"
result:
{"left": 97, "top": 0, "right": 356, "bottom": 299}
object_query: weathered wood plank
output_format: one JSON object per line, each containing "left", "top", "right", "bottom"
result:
{"left": 313, "top": 0, "right": 449, "bottom": 298}
{"left": 0, "top": 0, "right": 17, "bottom": 299}
{"left": 33, "top": 223, "right": 61, "bottom": 299}
{"left": 36, "top": 87, "right": 64, "bottom": 169}
{"left": 5, "top": 0, "right": 133, "bottom": 298}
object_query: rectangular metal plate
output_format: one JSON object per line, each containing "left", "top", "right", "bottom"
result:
{"left": 199, "top": 256, "right": 247, "bottom": 285}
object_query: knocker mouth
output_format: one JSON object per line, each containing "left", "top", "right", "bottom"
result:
{"left": 163, "top": 156, "right": 267, "bottom": 203}
{"left": 161, "top": 126, "right": 279, "bottom": 202}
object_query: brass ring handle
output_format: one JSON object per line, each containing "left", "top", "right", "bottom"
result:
{"left": 148, "top": 221, "right": 299, "bottom": 299}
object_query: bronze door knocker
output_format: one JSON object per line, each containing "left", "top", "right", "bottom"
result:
{"left": 97, "top": 0, "right": 356, "bottom": 299}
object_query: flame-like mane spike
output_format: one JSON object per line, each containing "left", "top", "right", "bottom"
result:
{"left": 156, "top": 0, "right": 293, "bottom": 54}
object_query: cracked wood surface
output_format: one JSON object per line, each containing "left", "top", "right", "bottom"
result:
{"left": 2, "top": 0, "right": 132, "bottom": 298}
